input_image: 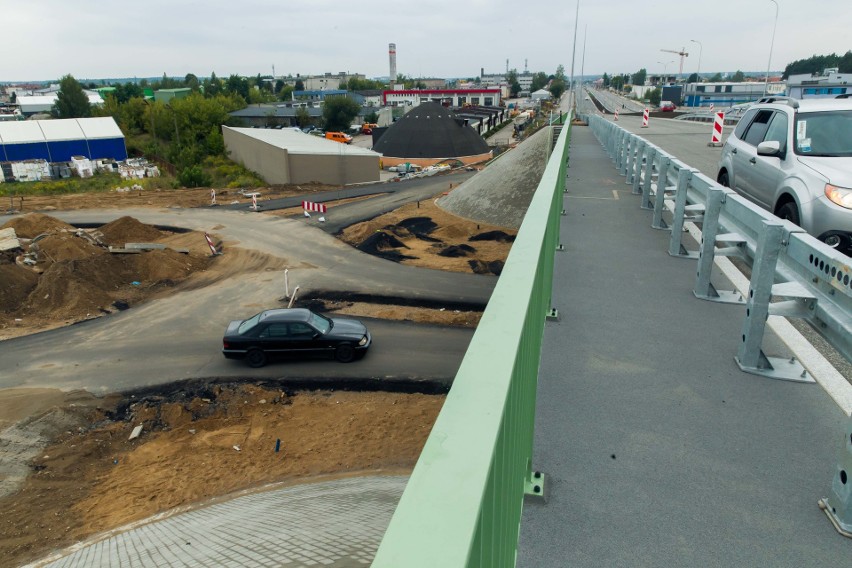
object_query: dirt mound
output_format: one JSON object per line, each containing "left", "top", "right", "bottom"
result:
{"left": 131, "top": 249, "right": 207, "bottom": 284}
{"left": 469, "top": 230, "right": 516, "bottom": 243}
{"left": 34, "top": 233, "right": 106, "bottom": 263}
{"left": 24, "top": 261, "right": 115, "bottom": 317}
{"left": 468, "top": 259, "right": 504, "bottom": 276}
{"left": 98, "top": 216, "right": 163, "bottom": 246}
{"left": 0, "top": 264, "right": 39, "bottom": 312}
{"left": 1, "top": 213, "right": 75, "bottom": 239}
{"left": 396, "top": 217, "right": 438, "bottom": 236}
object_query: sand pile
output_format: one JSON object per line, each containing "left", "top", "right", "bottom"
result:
{"left": 1, "top": 213, "right": 75, "bottom": 239}
{"left": 98, "top": 216, "right": 163, "bottom": 245}
{"left": 0, "top": 213, "right": 212, "bottom": 329}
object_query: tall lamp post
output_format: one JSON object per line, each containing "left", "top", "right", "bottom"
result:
{"left": 569, "top": 0, "right": 580, "bottom": 109}
{"left": 658, "top": 61, "right": 673, "bottom": 84}
{"left": 763, "top": 0, "right": 779, "bottom": 97}
{"left": 690, "top": 39, "right": 703, "bottom": 107}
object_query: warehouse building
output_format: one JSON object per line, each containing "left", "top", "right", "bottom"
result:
{"left": 222, "top": 126, "right": 381, "bottom": 185}
{"left": 0, "top": 117, "right": 127, "bottom": 162}
{"left": 16, "top": 93, "right": 104, "bottom": 116}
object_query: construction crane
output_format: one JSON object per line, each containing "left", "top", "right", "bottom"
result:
{"left": 661, "top": 48, "right": 689, "bottom": 77}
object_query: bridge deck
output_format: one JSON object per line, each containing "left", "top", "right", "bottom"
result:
{"left": 516, "top": 125, "right": 850, "bottom": 566}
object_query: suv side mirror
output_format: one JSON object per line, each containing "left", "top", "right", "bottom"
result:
{"left": 757, "top": 140, "right": 782, "bottom": 157}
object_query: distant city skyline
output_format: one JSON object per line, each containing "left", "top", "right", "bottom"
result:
{"left": 3, "top": 0, "right": 848, "bottom": 83}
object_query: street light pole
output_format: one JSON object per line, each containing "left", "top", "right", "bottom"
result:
{"left": 658, "top": 61, "right": 673, "bottom": 83}
{"left": 569, "top": 0, "right": 580, "bottom": 108}
{"left": 690, "top": 39, "right": 703, "bottom": 107}
{"left": 763, "top": 0, "right": 779, "bottom": 97}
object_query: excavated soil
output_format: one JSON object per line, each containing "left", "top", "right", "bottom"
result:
{"left": 339, "top": 194, "right": 516, "bottom": 275}
{"left": 0, "top": 384, "right": 443, "bottom": 567}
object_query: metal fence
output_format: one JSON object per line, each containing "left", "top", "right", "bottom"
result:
{"left": 372, "top": 121, "right": 572, "bottom": 567}
{"left": 585, "top": 113, "right": 851, "bottom": 382}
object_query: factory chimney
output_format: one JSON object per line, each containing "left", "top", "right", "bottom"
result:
{"left": 389, "top": 43, "right": 397, "bottom": 84}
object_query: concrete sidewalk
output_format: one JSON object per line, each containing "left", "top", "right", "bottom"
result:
{"left": 28, "top": 476, "right": 406, "bottom": 568}
{"left": 516, "top": 126, "right": 850, "bottom": 565}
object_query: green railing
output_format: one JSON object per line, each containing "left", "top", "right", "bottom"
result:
{"left": 372, "top": 118, "right": 572, "bottom": 567}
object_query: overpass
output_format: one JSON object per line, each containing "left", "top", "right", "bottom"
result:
{"left": 373, "top": 105, "right": 852, "bottom": 565}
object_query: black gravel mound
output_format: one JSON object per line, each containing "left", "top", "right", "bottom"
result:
{"left": 467, "top": 259, "right": 504, "bottom": 275}
{"left": 356, "top": 231, "right": 417, "bottom": 262}
{"left": 469, "top": 230, "right": 516, "bottom": 243}
{"left": 396, "top": 217, "right": 438, "bottom": 236}
{"left": 438, "top": 244, "right": 477, "bottom": 258}
{"left": 487, "top": 260, "right": 505, "bottom": 275}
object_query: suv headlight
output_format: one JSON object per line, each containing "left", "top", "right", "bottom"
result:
{"left": 358, "top": 335, "right": 368, "bottom": 346}
{"left": 825, "top": 184, "right": 852, "bottom": 209}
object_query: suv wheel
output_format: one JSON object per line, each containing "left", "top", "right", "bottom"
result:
{"left": 717, "top": 171, "right": 730, "bottom": 187}
{"left": 776, "top": 201, "right": 800, "bottom": 226}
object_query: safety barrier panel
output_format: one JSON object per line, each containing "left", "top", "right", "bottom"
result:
{"left": 372, "top": 121, "right": 572, "bottom": 567}
{"left": 587, "top": 113, "right": 851, "bottom": 381}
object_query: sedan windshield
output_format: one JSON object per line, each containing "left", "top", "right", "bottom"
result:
{"left": 308, "top": 311, "right": 332, "bottom": 334}
{"left": 237, "top": 312, "right": 263, "bottom": 335}
{"left": 794, "top": 111, "right": 852, "bottom": 157}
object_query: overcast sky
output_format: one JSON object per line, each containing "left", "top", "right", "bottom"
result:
{"left": 4, "top": 0, "right": 849, "bottom": 83}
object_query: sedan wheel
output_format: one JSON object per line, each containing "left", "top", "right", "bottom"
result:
{"left": 335, "top": 344, "right": 355, "bottom": 363}
{"left": 246, "top": 349, "right": 267, "bottom": 368}
{"left": 777, "top": 201, "right": 800, "bottom": 226}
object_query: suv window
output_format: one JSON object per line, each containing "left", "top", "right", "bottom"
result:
{"left": 794, "top": 110, "right": 852, "bottom": 157}
{"left": 742, "top": 110, "right": 774, "bottom": 146}
{"left": 763, "top": 112, "right": 789, "bottom": 151}
{"left": 734, "top": 108, "right": 759, "bottom": 139}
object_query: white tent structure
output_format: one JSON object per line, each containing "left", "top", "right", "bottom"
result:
{"left": 531, "top": 89, "right": 553, "bottom": 101}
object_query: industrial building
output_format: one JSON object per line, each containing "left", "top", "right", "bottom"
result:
{"left": 382, "top": 89, "right": 502, "bottom": 108}
{"left": 15, "top": 93, "right": 104, "bottom": 116}
{"left": 786, "top": 69, "right": 850, "bottom": 99}
{"left": 0, "top": 117, "right": 127, "bottom": 162}
{"left": 222, "top": 126, "right": 381, "bottom": 185}
{"left": 682, "top": 81, "right": 785, "bottom": 107}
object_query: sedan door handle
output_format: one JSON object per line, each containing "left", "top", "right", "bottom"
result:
{"left": 749, "top": 157, "right": 757, "bottom": 164}
{"left": 731, "top": 148, "right": 737, "bottom": 154}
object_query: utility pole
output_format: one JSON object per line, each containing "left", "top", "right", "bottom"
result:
{"left": 580, "top": 24, "right": 587, "bottom": 86}
{"left": 569, "top": 0, "right": 580, "bottom": 106}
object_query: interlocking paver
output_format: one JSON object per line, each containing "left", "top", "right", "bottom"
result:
{"left": 33, "top": 476, "right": 407, "bottom": 568}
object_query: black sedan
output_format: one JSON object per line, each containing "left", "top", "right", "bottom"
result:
{"left": 222, "top": 308, "right": 372, "bottom": 367}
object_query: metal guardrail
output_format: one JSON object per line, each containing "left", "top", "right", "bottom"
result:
{"left": 585, "top": 113, "right": 851, "bottom": 383}
{"left": 372, "top": 121, "right": 572, "bottom": 567}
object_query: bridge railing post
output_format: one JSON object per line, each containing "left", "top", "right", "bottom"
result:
{"left": 651, "top": 157, "right": 672, "bottom": 230}
{"left": 667, "top": 168, "right": 698, "bottom": 258}
{"left": 640, "top": 147, "right": 657, "bottom": 209}
{"left": 819, "top": 416, "right": 852, "bottom": 538}
{"left": 632, "top": 140, "right": 647, "bottom": 195}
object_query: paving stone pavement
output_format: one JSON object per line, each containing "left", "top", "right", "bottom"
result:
{"left": 28, "top": 476, "right": 407, "bottom": 568}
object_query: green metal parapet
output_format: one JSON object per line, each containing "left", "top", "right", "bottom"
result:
{"left": 372, "top": 117, "right": 573, "bottom": 567}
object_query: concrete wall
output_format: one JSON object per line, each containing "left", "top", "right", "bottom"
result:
{"left": 289, "top": 153, "right": 379, "bottom": 185}
{"left": 223, "top": 127, "right": 291, "bottom": 185}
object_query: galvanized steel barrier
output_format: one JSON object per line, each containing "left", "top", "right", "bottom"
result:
{"left": 372, "top": 121, "right": 571, "bottom": 567}
{"left": 586, "top": 113, "right": 851, "bottom": 382}
{"left": 587, "top": 112, "right": 852, "bottom": 539}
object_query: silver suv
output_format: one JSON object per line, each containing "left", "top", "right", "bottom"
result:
{"left": 717, "top": 96, "right": 852, "bottom": 253}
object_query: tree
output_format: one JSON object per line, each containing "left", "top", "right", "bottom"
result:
{"left": 631, "top": 68, "right": 647, "bottom": 86}
{"left": 549, "top": 79, "right": 566, "bottom": 99}
{"left": 322, "top": 95, "right": 360, "bottom": 131}
{"left": 687, "top": 72, "right": 699, "bottom": 84}
{"left": 184, "top": 73, "right": 200, "bottom": 91}
{"left": 10, "top": 92, "right": 16, "bottom": 104}
{"left": 730, "top": 70, "right": 745, "bottom": 82}
{"left": 709, "top": 72, "right": 723, "bottom": 82}
{"left": 365, "top": 111, "right": 379, "bottom": 124}
{"left": 225, "top": 75, "right": 249, "bottom": 100}
{"left": 648, "top": 87, "right": 662, "bottom": 106}
{"left": 295, "top": 107, "right": 311, "bottom": 128}
{"left": 602, "top": 72, "right": 610, "bottom": 87}
{"left": 530, "top": 72, "right": 549, "bottom": 92}
{"left": 556, "top": 64, "right": 566, "bottom": 81}
{"left": 278, "top": 85, "right": 294, "bottom": 101}
{"left": 52, "top": 74, "right": 91, "bottom": 118}
{"left": 782, "top": 51, "right": 851, "bottom": 79}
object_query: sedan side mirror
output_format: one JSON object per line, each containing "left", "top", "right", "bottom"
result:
{"left": 757, "top": 140, "right": 782, "bottom": 157}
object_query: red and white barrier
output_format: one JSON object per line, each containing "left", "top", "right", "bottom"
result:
{"left": 210, "top": 188, "right": 216, "bottom": 206}
{"left": 614, "top": 109, "right": 619, "bottom": 121}
{"left": 302, "top": 200, "right": 327, "bottom": 213}
{"left": 709, "top": 103, "right": 714, "bottom": 114}
{"left": 204, "top": 232, "right": 219, "bottom": 256}
{"left": 710, "top": 111, "right": 725, "bottom": 146}
{"left": 641, "top": 108, "right": 649, "bottom": 128}
{"left": 251, "top": 193, "right": 258, "bottom": 211}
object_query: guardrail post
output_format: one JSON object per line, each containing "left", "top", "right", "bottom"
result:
{"left": 640, "top": 147, "right": 657, "bottom": 209}
{"left": 615, "top": 130, "right": 625, "bottom": 172}
{"left": 652, "top": 157, "right": 672, "bottom": 229}
{"left": 819, "top": 416, "right": 852, "bottom": 538}
{"left": 735, "top": 221, "right": 812, "bottom": 382}
{"left": 631, "top": 140, "right": 646, "bottom": 192}
{"left": 623, "top": 135, "right": 634, "bottom": 179}
{"left": 693, "top": 188, "right": 746, "bottom": 304}
{"left": 667, "top": 168, "right": 699, "bottom": 259}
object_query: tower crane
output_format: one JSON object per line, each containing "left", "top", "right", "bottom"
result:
{"left": 660, "top": 48, "right": 689, "bottom": 77}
